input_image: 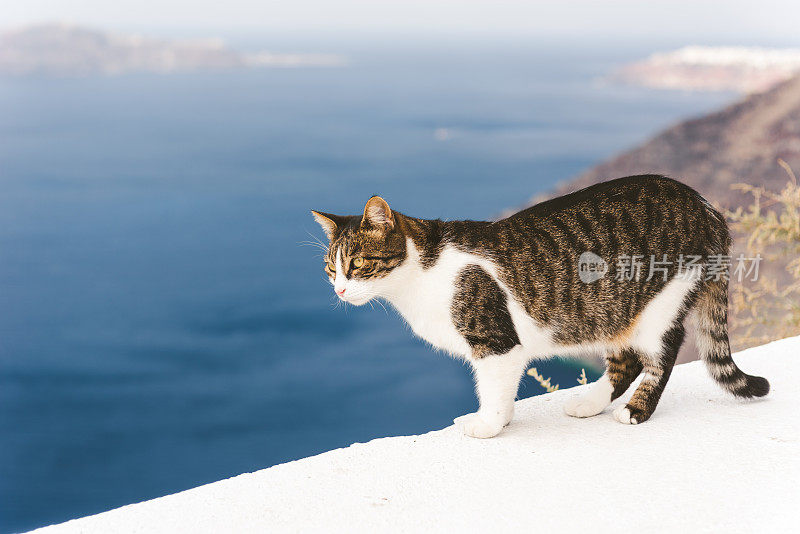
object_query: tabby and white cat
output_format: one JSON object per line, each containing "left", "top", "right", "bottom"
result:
{"left": 312, "top": 175, "right": 769, "bottom": 438}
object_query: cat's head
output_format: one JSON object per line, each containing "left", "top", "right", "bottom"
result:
{"left": 311, "top": 196, "right": 406, "bottom": 305}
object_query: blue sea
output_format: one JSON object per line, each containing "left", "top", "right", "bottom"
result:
{"left": 0, "top": 38, "right": 735, "bottom": 532}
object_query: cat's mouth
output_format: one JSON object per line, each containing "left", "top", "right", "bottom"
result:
{"left": 338, "top": 292, "right": 373, "bottom": 306}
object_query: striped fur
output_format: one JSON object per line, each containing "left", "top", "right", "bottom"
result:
{"left": 312, "top": 175, "right": 770, "bottom": 436}
{"left": 692, "top": 277, "right": 770, "bottom": 398}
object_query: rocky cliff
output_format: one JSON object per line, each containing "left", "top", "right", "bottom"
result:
{"left": 557, "top": 75, "right": 800, "bottom": 207}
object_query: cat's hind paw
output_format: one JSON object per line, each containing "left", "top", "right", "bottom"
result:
{"left": 454, "top": 413, "right": 504, "bottom": 439}
{"left": 564, "top": 395, "right": 608, "bottom": 418}
{"left": 612, "top": 405, "right": 638, "bottom": 425}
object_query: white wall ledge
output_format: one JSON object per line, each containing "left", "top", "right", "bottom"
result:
{"left": 33, "top": 337, "right": 799, "bottom": 533}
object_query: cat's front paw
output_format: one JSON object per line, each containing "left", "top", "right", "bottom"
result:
{"left": 455, "top": 413, "right": 504, "bottom": 439}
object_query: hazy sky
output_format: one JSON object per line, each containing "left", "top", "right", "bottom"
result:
{"left": 4, "top": 0, "right": 800, "bottom": 44}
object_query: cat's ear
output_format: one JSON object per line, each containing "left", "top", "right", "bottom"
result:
{"left": 361, "top": 196, "right": 394, "bottom": 230}
{"left": 311, "top": 210, "right": 342, "bottom": 241}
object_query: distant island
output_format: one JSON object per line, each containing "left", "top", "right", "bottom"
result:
{"left": 611, "top": 46, "right": 800, "bottom": 93}
{"left": 0, "top": 24, "right": 347, "bottom": 77}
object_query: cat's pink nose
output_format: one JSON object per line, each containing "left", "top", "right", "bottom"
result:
{"left": 336, "top": 288, "right": 346, "bottom": 296}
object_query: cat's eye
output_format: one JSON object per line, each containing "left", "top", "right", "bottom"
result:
{"left": 326, "top": 261, "right": 335, "bottom": 272}
{"left": 352, "top": 256, "right": 364, "bottom": 268}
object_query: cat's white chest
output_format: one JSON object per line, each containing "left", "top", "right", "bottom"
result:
{"left": 382, "top": 241, "right": 558, "bottom": 360}
{"left": 385, "top": 246, "right": 476, "bottom": 357}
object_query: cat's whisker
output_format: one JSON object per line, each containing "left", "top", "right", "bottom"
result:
{"left": 373, "top": 298, "right": 390, "bottom": 314}
{"left": 304, "top": 231, "right": 329, "bottom": 250}
{"left": 298, "top": 241, "right": 329, "bottom": 253}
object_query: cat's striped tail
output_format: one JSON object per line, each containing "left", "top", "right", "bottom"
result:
{"left": 692, "top": 276, "right": 770, "bottom": 398}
